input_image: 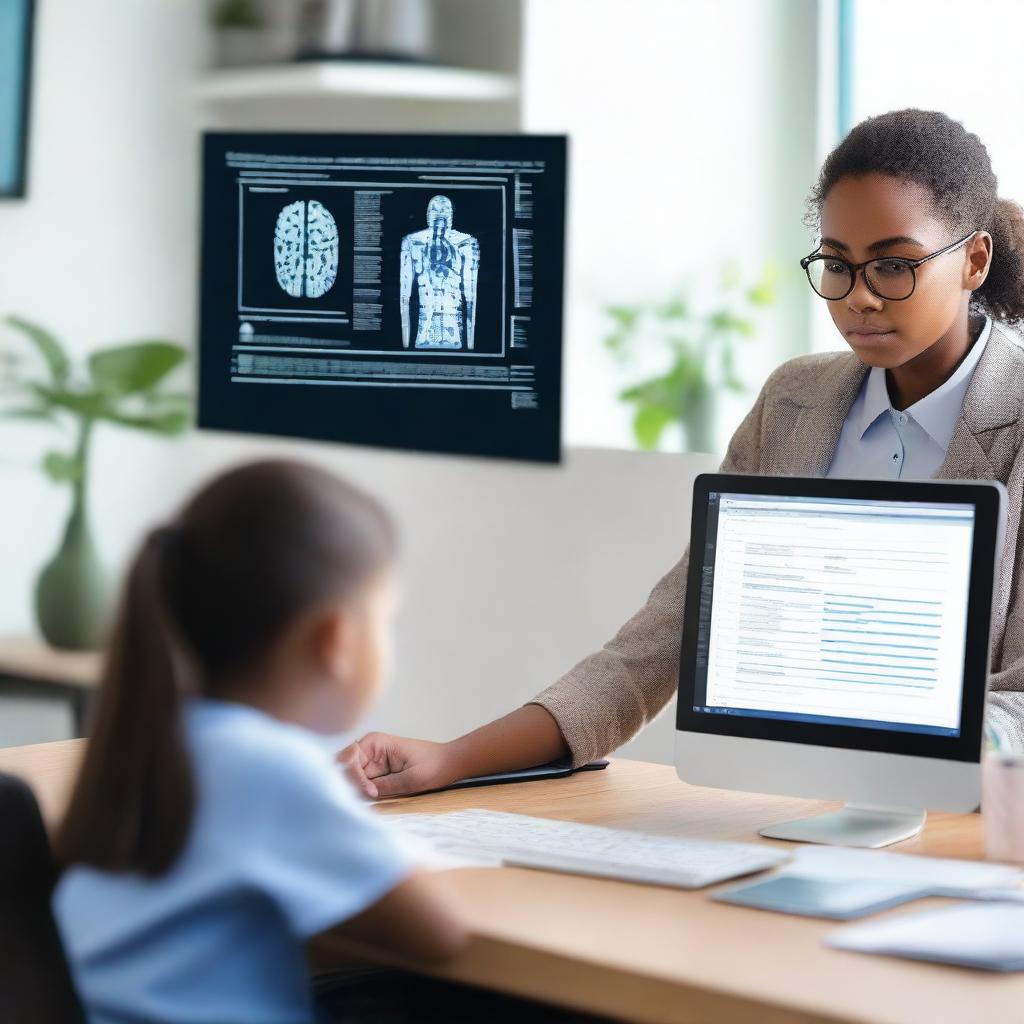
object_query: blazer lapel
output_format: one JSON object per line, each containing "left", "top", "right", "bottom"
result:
{"left": 935, "top": 323, "right": 1022, "bottom": 481}
{"left": 933, "top": 422, "right": 994, "bottom": 481}
{"left": 935, "top": 323, "right": 1024, "bottom": 665}
{"left": 965, "top": 321, "right": 1024, "bottom": 436}
{"left": 761, "top": 354, "right": 867, "bottom": 476}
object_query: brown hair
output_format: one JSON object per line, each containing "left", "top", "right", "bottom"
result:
{"left": 804, "top": 108, "right": 1024, "bottom": 325}
{"left": 54, "top": 459, "right": 396, "bottom": 875}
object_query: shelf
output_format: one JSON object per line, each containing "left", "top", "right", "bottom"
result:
{"left": 195, "top": 61, "right": 519, "bottom": 104}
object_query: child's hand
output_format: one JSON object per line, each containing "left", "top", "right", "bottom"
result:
{"left": 338, "top": 734, "right": 457, "bottom": 800}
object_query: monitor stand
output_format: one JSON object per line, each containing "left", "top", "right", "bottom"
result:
{"left": 758, "top": 805, "right": 927, "bottom": 849}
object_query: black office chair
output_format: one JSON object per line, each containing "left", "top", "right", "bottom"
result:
{"left": 0, "top": 772, "right": 84, "bottom": 1024}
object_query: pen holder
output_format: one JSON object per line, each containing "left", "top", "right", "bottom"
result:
{"left": 982, "top": 751, "right": 1024, "bottom": 863}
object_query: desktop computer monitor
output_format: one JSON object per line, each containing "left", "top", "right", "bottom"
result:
{"left": 675, "top": 474, "right": 1006, "bottom": 848}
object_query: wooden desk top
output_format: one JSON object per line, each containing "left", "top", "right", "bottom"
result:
{"left": 2, "top": 740, "right": 1019, "bottom": 1024}
{"left": 0, "top": 635, "right": 102, "bottom": 689}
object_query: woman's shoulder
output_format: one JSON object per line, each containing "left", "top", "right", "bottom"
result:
{"left": 989, "top": 319, "right": 1024, "bottom": 361}
{"left": 759, "top": 349, "right": 864, "bottom": 401}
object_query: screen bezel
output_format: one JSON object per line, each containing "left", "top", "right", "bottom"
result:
{"left": 676, "top": 474, "right": 1002, "bottom": 764}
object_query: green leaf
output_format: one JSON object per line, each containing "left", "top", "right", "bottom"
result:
{"left": 619, "top": 378, "right": 665, "bottom": 404}
{"left": 603, "top": 330, "right": 629, "bottom": 357}
{"left": 605, "top": 306, "right": 641, "bottom": 331}
{"left": 6, "top": 317, "right": 71, "bottom": 386}
{"left": 30, "top": 384, "right": 115, "bottom": 419}
{"left": 99, "top": 408, "right": 191, "bottom": 435}
{"left": 0, "top": 406, "right": 59, "bottom": 423}
{"left": 707, "top": 309, "right": 730, "bottom": 332}
{"left": 657, "top": 297, "right": 689, "bottom": 321}
{"left": 141, "top": 389, "right": 191, "bottom": 407}
{"left": 30, "top": 382, "right": 191, "bottom": 434}
{"left": 42, "top": 451, "right": 82, "bottom": 483}
{"left": 747, "top": 282, "right": 775, "bottom": 306}
{"left": 89, "top": 342, "right": 187, "bottom": 396}
{"left": 633, "top": 405, "right": 675, "bottom": 451}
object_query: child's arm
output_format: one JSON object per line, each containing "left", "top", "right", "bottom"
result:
{"left": 318, "top": 869, "right": 468, "bottom": 964}
{"left": 340, "top": 704, "right": 569, "bottom": 800}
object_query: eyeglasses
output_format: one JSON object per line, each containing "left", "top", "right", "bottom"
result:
{"left": 800, "top": 230, "right": 978, "bottom": 301}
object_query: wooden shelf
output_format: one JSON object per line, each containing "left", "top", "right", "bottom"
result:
{"left": 195, "top": 61, "right": 519, "bottom": 104}
{"left": 0, "top": 634, "right": 101, "bottom": 690}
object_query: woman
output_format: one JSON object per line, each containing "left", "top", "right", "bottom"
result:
{"left": 342, "top": 108, "right": 1024, "bottom": 799}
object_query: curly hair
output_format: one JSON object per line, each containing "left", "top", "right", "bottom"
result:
{"left": 803, "top": 108, "right": 1024, "bottom": 325}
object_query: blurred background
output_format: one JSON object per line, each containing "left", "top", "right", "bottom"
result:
{"left": 2, "top": 0, "right": 1023, "bottom": 761}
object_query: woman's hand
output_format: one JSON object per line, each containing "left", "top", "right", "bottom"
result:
{"left": 339, "top": 706, "right": 570, "bottom": 801}
{"left": 339, "top": 733, "right": 460, "bottom": 799}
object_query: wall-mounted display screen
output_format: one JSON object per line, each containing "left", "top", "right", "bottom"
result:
{"left": 198, "top": 132, "right": 567, "bottom": 462}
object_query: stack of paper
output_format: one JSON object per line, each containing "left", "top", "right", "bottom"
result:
{"left": 784, "top": 845, "right": 1024, "bottom": 896}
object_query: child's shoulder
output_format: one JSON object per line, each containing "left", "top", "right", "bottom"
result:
{"left": 185, "top": 699, "right": 346, "bottom": 809}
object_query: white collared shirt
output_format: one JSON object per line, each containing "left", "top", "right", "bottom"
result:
{"left": 826, "top": 315, "right": 992, "bottom": 480}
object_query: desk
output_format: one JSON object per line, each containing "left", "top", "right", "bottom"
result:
{"left": 2, "top": 740, "right": 1020, "bottom": 1024}
{"left": 0, "top": 636, "right": 101, "bottom": 736}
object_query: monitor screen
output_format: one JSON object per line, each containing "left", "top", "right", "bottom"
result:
{"left": 197, "top": 132, "right": 566, "bottom": 463}
{"left": 690, "top": 491, "right": 976, "bottom": 739}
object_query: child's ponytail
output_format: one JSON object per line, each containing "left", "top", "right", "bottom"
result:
{"left": 54, "top": 526, "right": 195, "bottom": 875}
{"left": 55, "top": 459, "right": 396, "bottom": 877}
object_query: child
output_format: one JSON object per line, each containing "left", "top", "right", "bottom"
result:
{"left": 53, "top": 459, "right": 466, "bottom": 1024}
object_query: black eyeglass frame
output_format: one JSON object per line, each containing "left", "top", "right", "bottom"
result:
{"left": 799, "top": 229, "right": 979, "bottom": 301}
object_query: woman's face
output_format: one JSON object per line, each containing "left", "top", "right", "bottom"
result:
{"left": 817, "top": 172, "right": 990, "bottom": 369}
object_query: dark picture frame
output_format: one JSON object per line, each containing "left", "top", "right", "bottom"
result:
{"left": 0, "top": 0, "right": 35, "bottom": 198}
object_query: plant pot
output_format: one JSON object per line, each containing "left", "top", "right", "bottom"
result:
{"left": 357, "top": 0, "right": 435, "bottom": 60}
{"left": 213, "top": 28, "right": 274, "bottom": 68}
{"left": 682, "top": 389, "right": 716, "bottom": 454}
{"left": 296, "top": 0, "right": 360, "bottom": 58}
{"left": 34, "top": 497, "right": 110, "bottom": 651}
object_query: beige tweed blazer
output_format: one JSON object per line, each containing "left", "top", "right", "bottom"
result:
{"left": 531, "top": 321, "right": 1024, "bottom": 764}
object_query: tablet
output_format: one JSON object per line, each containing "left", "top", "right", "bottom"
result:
{"left": 441, "top": 759, "right": 609, "bottom": 791}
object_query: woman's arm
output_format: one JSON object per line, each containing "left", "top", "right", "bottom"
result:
{"left": 340, "top": 704, "right": 567, "bottom": 799}
{"left": 340, "top": 376, "right": 774, "bottom": 797}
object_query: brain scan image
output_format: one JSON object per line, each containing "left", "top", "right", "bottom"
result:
{"left": 273, "top": 199, "right": 339, "bottom": 299}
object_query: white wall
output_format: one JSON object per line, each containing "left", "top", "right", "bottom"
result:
{"left": 522, "top": 0, "right": 821, "bottom": 452}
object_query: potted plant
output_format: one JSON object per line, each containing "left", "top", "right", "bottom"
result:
{"left": 603, "top": 262, "right": 779, "bottom": 452}
{"left": 211, "top": 0, "right": 270, "bottom": 68}
{"left": 0, "top": 316, "right": 190, "bottom": 650}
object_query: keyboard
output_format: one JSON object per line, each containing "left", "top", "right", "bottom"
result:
{"left": 394, "top": 809, "right": 789, "bottom": 889}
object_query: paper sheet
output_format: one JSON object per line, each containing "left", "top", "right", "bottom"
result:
{"left": 785, "top": 845, "right": 1023, "bottom": 894}
{"left": 827, "top": 903, "right": 1024, "bottom": 970}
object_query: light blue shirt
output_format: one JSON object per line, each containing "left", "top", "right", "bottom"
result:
{"left": 54, "top": 699, "right": 417, "bottom": 1024}
{"left": 827, "top": 315, "right": 992, "bottom": 480}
